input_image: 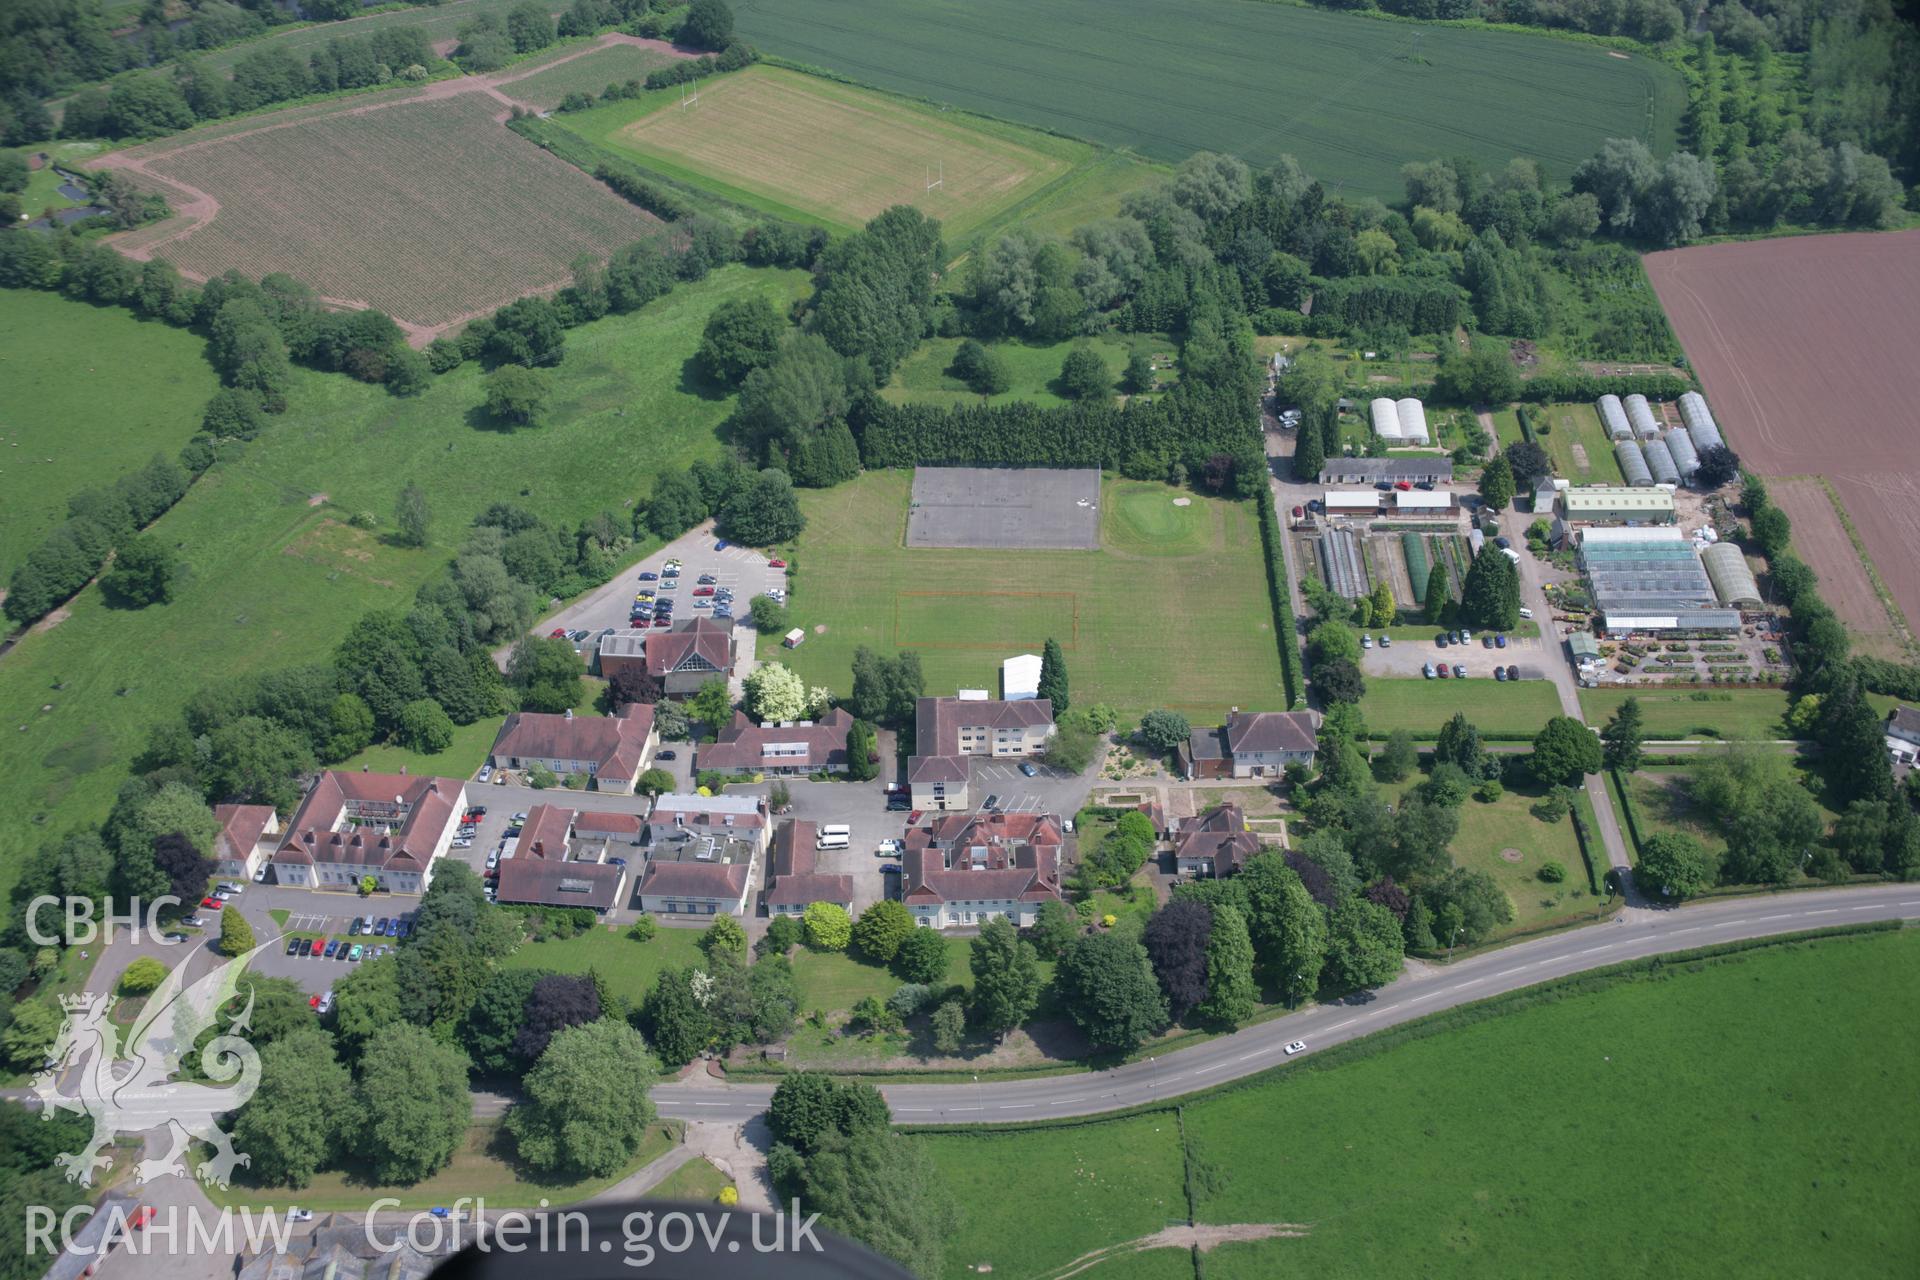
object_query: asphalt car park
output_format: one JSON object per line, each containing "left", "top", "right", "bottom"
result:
{"left": 532, "top": 528, "right": 789, "bottom": 662}
{"left": 1362, "top": 628, "right": 1546, "bottom": 680}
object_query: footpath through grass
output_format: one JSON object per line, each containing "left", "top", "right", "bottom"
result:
{"left": 0, "top": 288, "right": 221, "bottom": 580}
{"left": 917, "top": 929, "right": 1920, "bottom": 1279}
{"left": 0, "top": 268, "right": 805, "bottom": 903}
{"left": 776, "top": 472, "right": 1286, "bottom": 720}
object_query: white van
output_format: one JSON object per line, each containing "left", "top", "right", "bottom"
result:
{"left": 1518, "top": 606, "right": 1535, "bottom": 620}
{"left": 815, "top": 825, "right": 850, "bottom": 851}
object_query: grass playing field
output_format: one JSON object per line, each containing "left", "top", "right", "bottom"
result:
{"left": 0, "top": 288, "right": 220, "bottom": 580}
{"left": 560, "top": 65, "right": 1089, "bottom": 237}
{"left": 0, "top": 268, "right": 807, "bottom": 902}
{"left": 882, "top": 334, "right": 1172, "bottom": 411}
{"left": 1359, "top": 677, "right": 1562, "bottom": 738}
{"left": 916, "top": 928, "right": 1920, "bottom": 1278}
{"left": 774, "top": 472, "right": 1287, "bottom": 720}
{"left": 735, "top": 0, "right": 1685, "bottom": 202}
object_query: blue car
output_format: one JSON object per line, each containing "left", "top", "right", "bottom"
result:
{"left": 1495, "top": 634, "right": 1508, "bottom": 648}
{"left": 385, "top": 918, "right": 401, "bottom": 938}
{"left": 877, "top": 864, "right": 901, "bottom": 875}
{"left": 637, "top": 572, "right": 658, "bottom": 581}
{"left": 715, "top": 540, "right": 729, "bottom": 551}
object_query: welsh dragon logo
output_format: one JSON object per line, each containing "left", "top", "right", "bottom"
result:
{"left": 32, "top": 943, "right": 267, "bottom": 1189}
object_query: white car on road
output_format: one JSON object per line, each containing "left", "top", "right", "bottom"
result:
{"left": 1284, "top": 1040, "right": 1307, "bottom": 1056}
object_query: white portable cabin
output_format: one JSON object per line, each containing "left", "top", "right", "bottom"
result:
{"left": 1596, "top": 395, "right": 1632, "bottom": 441}
{"left": 782, "top": 628, "right": 806, "bottom": 648}
{"left": 1394, "top": 398, "right": 1430, "bottom": 445}
{"left": 1662, "top": 428, "right": 1700, "bottom": 481}
{"left": 1624, "top": 394, "right": 1660, "bottom": 440}
{"left": 1615, "top": 440, "right": 1653, "bottom": 486}
{"left": 1369, "top": 397, "right": 1403, "bottom": 442}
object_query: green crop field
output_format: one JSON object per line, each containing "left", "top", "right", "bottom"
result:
{"left": 499, "top": 40, "right": 682, "bottom": 111}
{"left": 916, "top": 929, "right": 1920, "bottom": 1278}
{"left": 774, "top": 472, "right": 1287, "bottom": 719}
{"left": 0, "top": 288, "right": 220, "bottom": 580}
{"left": 560, "top": 65, "right": 1088, "bottom": 237}
{"left": 0, "top": 268, "right": 807, "bottom": 902}
{"left": 735, "top": 0, "right": 1685, "bottom": 202}
{"left": 882, "top": 334, "right": 1172, "bottom": 410}
{"left": 1359, "top": 676, "right": 1561, "bottom": 738}
{"left": 1578, "top": 685, "right": 1792, "bottom": 740}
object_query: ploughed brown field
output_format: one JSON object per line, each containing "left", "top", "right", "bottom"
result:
{"left": 1644, "top": 231, "right": 1920, "bottom": 635}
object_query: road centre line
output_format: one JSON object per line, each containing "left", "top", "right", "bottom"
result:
{"left": 1329, "top": 1018, "right": 1357, "bottom": 1030}
{"left": 1756, "top": 914, "right": 1791, "bottom": 921}
{"left": 1805, "top": 908, "right": 1839, "bottom": 915}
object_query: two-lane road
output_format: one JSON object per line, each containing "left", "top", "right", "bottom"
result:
{"left": 653, "top": 885, "right": 1920, "bottom": 1124}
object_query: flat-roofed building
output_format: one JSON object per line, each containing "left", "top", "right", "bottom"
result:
{"left": 1560, "top": 486, "right": 1676, "bottom": 525}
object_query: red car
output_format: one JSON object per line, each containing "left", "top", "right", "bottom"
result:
{"left": 768, "top": 558, "right": 787, "bottom": 569}
{"left": 309, "top": 993, "right": 322, "bottom": 1009}
{"left": 652, "top": 617, "right": 671, "bottom": 628}
{"left": 201, "top": 896, "right": 223, "bottom": 909}
{"left": 548, "top": 627, "right": 568, "bottom": 638}
{"left": 692, "top": 586, "right": 715, "bottom": 597}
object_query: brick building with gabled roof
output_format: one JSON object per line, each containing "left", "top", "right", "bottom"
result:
{"left": 764, "top": 820, "right": 854, "bottom": 916}
{"left": 1179, "top": 709, "right": 1319, "bottom": 779}
{"left": 699, "top": 708, "right": 855, "bottom": 776}
{"left": 1171, "top": 803, "right": 1263, "bottom": 878}
{"left": 271, "top": 771, "right": 466, "bottom": 894}
{"left": 488, "top": 702, "right": 657, "bottom": 792}
{"left": 493, "top": 803, "right": 629, "bottom": 913}
{"left": 213, "top": 803, "right": 279, "bottom": 880}
{"left": 646, "top": 617, "right": 737, "bottom": 697}
{"left": 907, "top": 695, "right": 1055, "bottom": 812}
{"left": 901, "top": 810, "right": 1063, "bottom": 930}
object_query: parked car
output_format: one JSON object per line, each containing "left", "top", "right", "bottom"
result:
{"left": 1394, "top": 480, "right": 1413, "bottom": 491}
{"left": 1496, "top": 634, "right": 1508, "bottom": 648}
{"left": 886, "top": 794, "right": 910, "bottom": 811}
{"left": 201, "top": 897, "right": 223, "bottom": 910}
{"left": 692, "top": 586, "right": 715, "bottom": 597}
{"left": 878, "top": 863, "right": 901, "bottom": 875}
{"left": 1423, "top": 663, "right": 1436, "bottom": 679}
{"left": 653, "top": 617, "right": 671, "bottom": 628}
{"left": 477, "top": 764, "right": 493, "bottom": 783}
{"left": 1374, "top": 481, "right": 1394, "bottom": 492}
{"left": 285, "top": 938, "right": 300, "bottom": 955}
{"left": 548, "top": 628, "right": 568, "bottom": 638}
{"left": 638, "top": 571, "right": 658, "bottom": 581}
{"left": 254, "top": 867, "right": 269, "bottom": 881}
{"left": 1019, "top": 761, "right": 1039, "bottom": 777}
{"left": 1507, "top": 664, "right": 1521, "bottom": 680}
{"left": 1436, "top": 633, "right": 1449, "bottom": 648}
{"left": 768, "top": 558, "right": 787, "bottom": 569}
{"left": 183, "top": 915, "right": 206, "bottom": 928}
{"left": 1460, "top": 630, "right": 1474, "bottom": 644}
{"left": 1495, "top": 535, "right": 1511, "bottom": 549}
{"left": 1292, "top": 505, "right": 1304, "bottom": 518}
{"left": 1495, "top": 667, "right": 1508, "bottom": 681}
{"left": 286, "top": 1208, "right": 314, "bottom": 1224}
{"left": 1436, "top": 664, "right": 1450, "bottom": 678}
{"left": 323, "top": 940, "right": 338, "bottom": 959}
{"left": 349, "top": 918, "right": 363, "bottom": 936}
{"left": 984, "top": 794, "right": 1002, "bottom": 811}
{"left": 297, "top": 938, "right": 314, "bottom": 957}
{"left": 1453, "top": 664, "right": 1466, "bottom": 678}
{"left": 1416, "top": 481, "right": 1435, "bottom": 490}
{"left": 1360, "top": 633, "right": 1373, "bottom": 649}
{"left": 876, "top": 839, "right": 903, "bottom": 856}
{"left": 1380, "top": 635, "right": 1391, "bottom": 648}
{"left": 715, "top": 540, "right": 730, "bottom": 551}
{"left": 386, "top": 919, "right": 401, "bottom": 937}
{"left": 348, "top": 944, "right": 363, "bottom": 962}
{"left": 1482, "top": 635, "right": 1494, "bottom": 648}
